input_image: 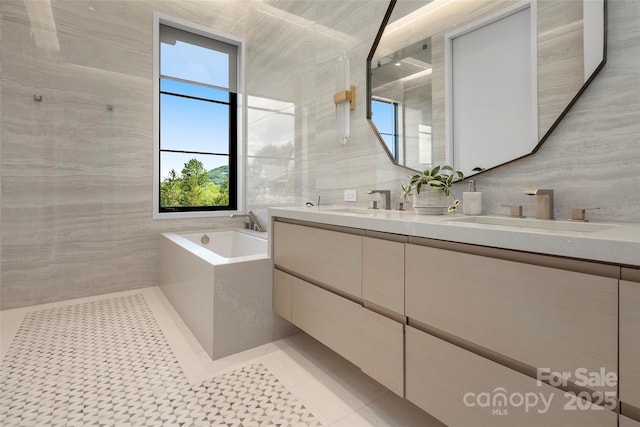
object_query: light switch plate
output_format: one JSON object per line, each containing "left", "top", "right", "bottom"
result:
{"left": 344, "top": 189, "right": 357, "bottom": 202}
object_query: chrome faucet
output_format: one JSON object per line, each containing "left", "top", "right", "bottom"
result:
{"left": 368, "top": 190, "right": 391, "bottom": 210}
{"left": 523, "top": 189, "right": 554, "bottom": 220}
{"left": 230, "top": 210, "right": 264, "bottom": 232}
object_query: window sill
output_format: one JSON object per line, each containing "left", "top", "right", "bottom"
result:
{"left": 153, "top": 210, "right": 242, "bottom": 220}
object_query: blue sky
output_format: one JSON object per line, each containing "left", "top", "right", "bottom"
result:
{"left": 160, "top": 38, "right": 231, "bottom": 180}
{"left": 161, "top": 39, "right": 229, "bottom": 88}
{"left": 158, "top": 34, "right": 297, "bottom": 181}
{"left": 371, "top": 100, "right": 395, "bottom": 135}
{"left": 371, "top": 100, "right": 396, "bottom": 156}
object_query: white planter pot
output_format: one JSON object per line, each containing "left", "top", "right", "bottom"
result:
{"left": 413, "top": 189, "right": 447, "bottom": 215}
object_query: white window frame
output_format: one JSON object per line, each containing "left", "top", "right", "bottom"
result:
{"left": 152, "top": 12, "right": 245, "bottom": 219}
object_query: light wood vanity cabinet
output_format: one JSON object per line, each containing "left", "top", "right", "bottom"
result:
{"left": 273, "top": 269, "right": 405, "bottom": 396}
{"left": 405, "top": 242, "right": 618, "bottom": 395}
{"left": 272, "top": 221, "right": 404, "bottom": 396}
{"left": 621, "top": 415, "right": 640, "bottom": 427}
{"left": 272, "top": 217, "right": 625, "bottom": 424}
{"left": 273, "top": 269, "right": 293, "bottom": 322}
{"left": 405, "top": 326, "right": 616, "bottom": 426}
{"left": 360, "top": 307, "right": 404, "bottom": 396}
{"left": 289, "top": 271, "right": 362, "bottom": 367}
{"left": 273, "top": 221, "right": 362, "bottom": 298}
{"left": 362, "top": 235, "right": 405, "bottom": 315}
{"left": 620, "top": 272, "right": 640, "bottom": 413}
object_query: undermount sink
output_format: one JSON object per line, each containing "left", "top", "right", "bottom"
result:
{"left": 325, "top": 208, "right": 382, "bottom": 216}
{"left": 446, "top": 216, "right": 614, "bottom": 232}
{"left": 325, "top": 207, "right": 408, "bottom": 217}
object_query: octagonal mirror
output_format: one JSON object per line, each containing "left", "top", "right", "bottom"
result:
{"left": 367, "top": 0, "right": 607, "bottom": 177}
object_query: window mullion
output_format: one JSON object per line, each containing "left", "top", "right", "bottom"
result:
{"left": 160, "top": 90, "right": 231, "bottom": 106}
{"left": 160, "top": 74, "right": 230, "bottom": 93}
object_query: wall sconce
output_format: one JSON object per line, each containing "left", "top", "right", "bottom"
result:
{"left": 334, "top": 52, "right": 355, "bottom": 145}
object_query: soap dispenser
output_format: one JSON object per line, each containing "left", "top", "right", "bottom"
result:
{"left": 463, "top": 180, "right": 482, "bottom": 215}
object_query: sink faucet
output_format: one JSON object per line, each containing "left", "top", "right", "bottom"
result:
{"left": 368, "top": 190, "right": 391, "bottom": 210}
{"left": 230, "top": 210, "right": 264, "bottom": 232}
{"left": 523, "top": 189, "right": 554, "bottom": 220}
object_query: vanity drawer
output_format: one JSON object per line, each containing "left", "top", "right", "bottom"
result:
{"left": 289, "top": 272, "right": 362, "bottom": 366}
{"left": 274, "top": 221, "right": 362, "bottom": 298}
{"left": 405, "top": 326, "right": 616, "bottom": 427}
{"left": 362, "top": 236, "right": 405, "bottom": 315}
{"left": 273, "top": 269, "right": 293, "bottom": 322}
{"left": 276, "top": 269, "right": 404, "bottom": 394}
{"left": 620, "top": 415, "right": 640, "bottom": 427}
{"left": 360, "top": 307, "right": 404, "bottom": 396}
{"left": 620, "top": 279, "right": 640, "bottom": 408}
{"left": 405, "top": 244, "right": 618, "bottom": 394}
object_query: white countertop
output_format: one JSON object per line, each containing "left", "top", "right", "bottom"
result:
{"left": 268, "top": 206, "right": 640, "bottom": 267}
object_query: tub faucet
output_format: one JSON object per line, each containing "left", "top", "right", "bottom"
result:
{"left": 523, "top": 189, "right": 554, "bottom": 220}
{"left": 368, "top": 189, "right": 391, "bottom": 210}
{"left": 230, "top": 210, "right": 264, "bottom": 232}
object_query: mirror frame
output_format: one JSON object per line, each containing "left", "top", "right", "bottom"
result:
{"left": 366, "top": 0, "right": 608, "bottom": 177}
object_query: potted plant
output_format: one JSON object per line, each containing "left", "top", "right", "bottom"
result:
{"left": 401, "top": 165, "right": 464, "bottom": 214}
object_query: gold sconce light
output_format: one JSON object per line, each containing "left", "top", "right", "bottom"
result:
{"left": 333, "top": 85, "right": 356, "bottom": 111}
{"left": 335, "top": 52, "right": 354, "bottom": 145}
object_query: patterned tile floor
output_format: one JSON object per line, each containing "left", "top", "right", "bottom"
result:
{"left": 0, "top": 288, "right": 442, "bottom": 426}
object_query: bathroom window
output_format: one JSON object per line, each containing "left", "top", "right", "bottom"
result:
{"left": 371, "top": 99, "right": 399, "bottom": 159}
{"left": 153, "top": 15, "right": 244, "bottom": 218}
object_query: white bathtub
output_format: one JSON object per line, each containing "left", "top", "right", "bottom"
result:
{"left": 186, "top": 230, "right": 268, "bottom": 259}
{"left": 159, "top": 229, "right": 296, "bottom": 360}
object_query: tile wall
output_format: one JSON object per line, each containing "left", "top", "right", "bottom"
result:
{"left": 1, "top": 0, "right": 638, "bottom": 308}
{"left": 459, "top": 0, "right": 640, "bottom": 222}
{"left": 0, "top": 0, "right": 389, "bottom": 308}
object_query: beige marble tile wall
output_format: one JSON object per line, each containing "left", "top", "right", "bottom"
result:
{"left": 321, "top": 0, "right": 639, "bottom": 221}
{"left": 253, "top": 0, "right": 390, "bottom": 210}
{"left": 0, "top": 1, "right": 234, "bottom": 309}
{"left": 0, "top": 0, "right": 388, "bottom": 309}
{"left": 1, "top": 0, "right": 638, "bottom": 309}
{"left": 446, "top": 0, "right": 640, "bottom": 222}
{"left": 0, "top": 0, "right": 3, "bottom": 295}
{"left": 537, "top": 0, "right": 584, "bottom": 138}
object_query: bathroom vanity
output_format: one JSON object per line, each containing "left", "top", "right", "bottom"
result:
{"left": 269, "top": 207, "right": 640, "bottom": 426}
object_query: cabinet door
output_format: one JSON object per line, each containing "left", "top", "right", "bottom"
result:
{"left": 360, "top": 307, "right": 404, "bottom": 396}
{"left": 362, "top": 236, "right": 404, "bottom": 315}
{"left": 274, "top": 221, "right": 362, "bottom": 298}
{"left": 620, "top": 415, "right": 640, "bottom": 427}
{"left": 405, "top": 244, "right": 618, "bottom": 394}
{"left": 273, "top": 269, "right": 293, "bottom": 321}
{"left": 290, "top": 273, "right": 361, "bottom": 366}
{"left": 405, "top": 326, "right": 616, "bottom": 427}
{"left": 621, "top": 280, "right": 640, "bottom": 408}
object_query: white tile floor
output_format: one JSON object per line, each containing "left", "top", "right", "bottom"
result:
{"left": 0, "top": 287, "right": 444, "bottom": 426}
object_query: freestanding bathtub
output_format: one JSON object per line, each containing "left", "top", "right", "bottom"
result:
{"left": 159, "top": 229, "right": 297, "bottom": 360}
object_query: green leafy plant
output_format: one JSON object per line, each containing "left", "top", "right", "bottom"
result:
{"left": 160, "top": 159, "right": 229, "bottom": 208}
{"left": 401, "top": 165, "right": 464, "bottom": 212}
